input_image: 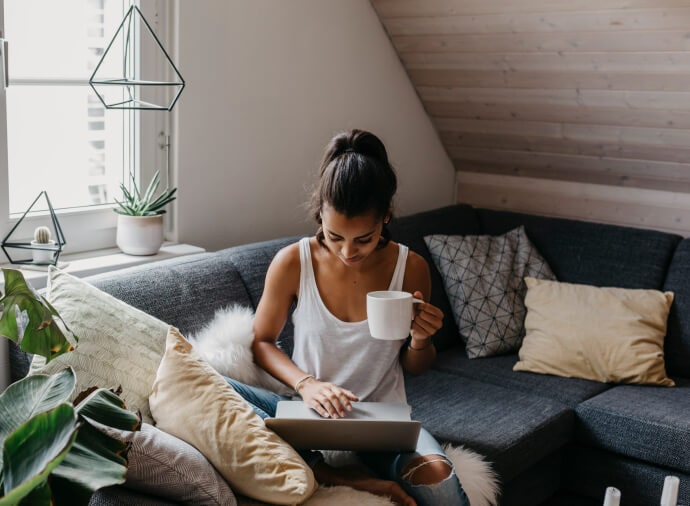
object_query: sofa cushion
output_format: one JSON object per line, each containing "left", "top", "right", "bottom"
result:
{"left": 434, "top": 348, "right": 610, "bottom": 407}
{"left": 389, "top": 204, "right": 481, "bottom": 351}
{"left": 515, "top": 277, "right": 675, "bottom": 386}
{"left": 424, "top": 226, "right": 555, "bottom": 358}
{"left": 30, "top": 268, "right": 170, "bottom": 424}
{"left": 88, "top": 252, "right": 251, "bottom": 337}
{"left": 149, "top": 327, "right": 317, "bottom": 505}
{"left": 477, "top": 209, "right": 680, "bottom": 290}
{"left": 107, "top": 423, "right": 237, "bottom": 505}
{"left": 663, "top": 238, "right": 690, "bottom": 378}
{"left": 405, "top": 369, "right": 574, "bottom": 482}
{"left": 576, "top": 378, "right": 690, "bottom": 474}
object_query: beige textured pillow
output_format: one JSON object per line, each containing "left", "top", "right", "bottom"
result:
{"left": 149, "top": 327, "right": 317, "bottom": 505}
{"left": 30, "top": 268, "right": 169, "bottom": 422}
{"left": 514, "top": 277, "right": 675, "bottom": 386}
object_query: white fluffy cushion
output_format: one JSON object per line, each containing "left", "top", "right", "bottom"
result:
{"left": 149, "top": 327, "right": 318, "bottom": 505}
{"left": 189, "top": 304, "right": 291, "bottom": 395}
{"left": 29, "top": 267, "right": 169, "bottom": 423}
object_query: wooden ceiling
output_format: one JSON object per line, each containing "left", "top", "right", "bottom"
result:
{"left": 370, "top": 0, "right": 690, "bottom": 197}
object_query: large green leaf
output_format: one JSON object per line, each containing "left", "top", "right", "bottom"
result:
{"left": 50, "top": 388, "right": 138, "bottom": 505}
{"left": 0, "top": 368, "right": 76, "bottom": 471}
{"left": 0, "top": 269, "right": 77, "bottom": 362}
{"left": 0, "top": 404, "right": 78, "bottom": 506}
{"left": 75, "top": 388, "right": 141, "bottom": 433}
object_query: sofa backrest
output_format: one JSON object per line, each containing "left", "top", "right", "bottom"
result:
{"left": 8, "top": 204, "right": 687, "bottom": 382}
{"left": 477, "top": 209, "right": 681, "bottom": 290}
{"left": 88, "top": 252, "right": 253, "bottom": 337}
{"left": 663, "top": 238, "right": 690, "bottom": 378}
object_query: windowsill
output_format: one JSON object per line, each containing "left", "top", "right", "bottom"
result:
{"left": 0, "top": 243, "right": 206, "bottom": 290}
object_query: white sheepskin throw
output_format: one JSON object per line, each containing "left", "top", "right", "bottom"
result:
{"left": 191, "top": 305, "right": 500, "bottom": 506}
{"left": 187, "top": 305, "right": 292, "bottom": 396}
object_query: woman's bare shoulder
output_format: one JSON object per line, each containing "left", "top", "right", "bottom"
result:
{"left": 272, "top": 241, "right": 301, "bottom": 266}
{"left": 257, "top": 242, "right": 303, "bottom": 308}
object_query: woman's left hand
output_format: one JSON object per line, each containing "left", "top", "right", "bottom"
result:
{"left": 410, "top": 291, "right": 444, "bottom": 343}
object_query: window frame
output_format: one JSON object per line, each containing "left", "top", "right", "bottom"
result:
{"left": 0, "top": 0, "right": 175, "bottom": 256}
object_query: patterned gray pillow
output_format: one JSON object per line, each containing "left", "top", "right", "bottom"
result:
{"left": 424, "top": 227, "right": 555, "bottom": 358}
{"left": 108, "top": 423, "right": 237, "bottom": 505}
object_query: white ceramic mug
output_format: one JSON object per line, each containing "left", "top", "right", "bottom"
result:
{"left": 366, "top": 290, "right": 424, "bottom": 340}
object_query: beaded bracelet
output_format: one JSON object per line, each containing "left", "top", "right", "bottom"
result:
{"left": 294, "top": 374, "right": 316, "bottom": 394}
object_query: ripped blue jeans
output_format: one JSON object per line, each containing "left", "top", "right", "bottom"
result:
{"left": 224, "top": 377, "right": 470, "bottom": 506}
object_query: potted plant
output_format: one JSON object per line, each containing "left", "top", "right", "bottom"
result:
{"left": 0, "top": 268, "right": 140, "bottom": 505}
{"left": 31, "top": 225, "right": 57, "bottom": 265}
{"left": 114, "top": 170, "right": 177, "bottom": 256}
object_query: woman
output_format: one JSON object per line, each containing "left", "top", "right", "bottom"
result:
{"left": 226, "top": 129, "right": 469, "bottom": 506}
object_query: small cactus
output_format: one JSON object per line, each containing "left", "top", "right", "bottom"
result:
{"left": 33, "top": 226, "right": 52, "bottom": 244}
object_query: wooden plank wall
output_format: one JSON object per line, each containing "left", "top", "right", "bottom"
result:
{"left": 370, "top": 0, "right": 690, "bottom": 235}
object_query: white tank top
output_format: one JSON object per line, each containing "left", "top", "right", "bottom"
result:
{"left": 291, "top": 237, "right": 408, "bottom": 403}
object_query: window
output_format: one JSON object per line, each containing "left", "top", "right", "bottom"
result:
{"left": 0, "top": 0, "right": 171, "bottom": 254}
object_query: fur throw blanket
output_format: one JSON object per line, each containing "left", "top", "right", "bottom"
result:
{"left": 189, "top": 305, "right": 500, "bottom": 506}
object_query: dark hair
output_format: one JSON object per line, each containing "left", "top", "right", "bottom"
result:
{"left": 311, "top": 129, "right": 397, "bottom": 247}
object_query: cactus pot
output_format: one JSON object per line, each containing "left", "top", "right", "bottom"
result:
{"left": 116, "top": 214, "right": 164, "bottom": 256}
{"left": 30, "top": 240, "right": 57, "bottom": 264}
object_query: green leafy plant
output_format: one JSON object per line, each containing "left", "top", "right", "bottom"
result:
{"left": 114, "top": 170, "right": 177, "bottom": 216}
{"left": 0, "top": 368, "right": 140, "bottom": 506}
{"left": 0, "top": 269, "right": 140, "bottom": 505}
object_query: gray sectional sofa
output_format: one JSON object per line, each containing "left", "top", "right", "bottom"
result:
{"left": 7, "top": 203, "right": 690, "bottom": 506}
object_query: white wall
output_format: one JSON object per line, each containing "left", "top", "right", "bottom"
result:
{"left": 174, "top": 0, "right": 454, "bottom": 252}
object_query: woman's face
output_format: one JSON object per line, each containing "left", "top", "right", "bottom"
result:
{"left": 320, "top": 204, "right": 386, "bottom": 267}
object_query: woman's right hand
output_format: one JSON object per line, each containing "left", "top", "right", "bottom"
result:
{"left": 298, "top": 378, "right": 359, "bottom": 418}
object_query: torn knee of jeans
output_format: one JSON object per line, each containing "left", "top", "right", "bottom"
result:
{"left": 401, "top": 456, "right": 453, "bottom": 485}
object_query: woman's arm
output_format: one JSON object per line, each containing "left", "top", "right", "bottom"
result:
{"left": 251, "top": 244, "right": 307, "bottom": 389}
{"left": 251, "top": 242, "right": 358, "bottom": 418}
{"left": 400, "top": 252, "right": 443, "bottom": 376}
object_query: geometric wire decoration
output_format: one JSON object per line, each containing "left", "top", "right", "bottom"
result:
{"left": 1, "top": 191, "right": 66, "bottom": 266}
{"left": 89, "top": 5, "right": 185, "bottom": 111}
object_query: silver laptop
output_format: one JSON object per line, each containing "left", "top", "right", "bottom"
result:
{"left": 265, "top": 401, "right": 421, "bottom": 452}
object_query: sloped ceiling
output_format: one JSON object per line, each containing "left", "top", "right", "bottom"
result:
{"left": 370, "top": 0, "right": 690, "bottom": 194}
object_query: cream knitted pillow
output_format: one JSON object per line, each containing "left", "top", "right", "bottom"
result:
{"left": 29, "top": 267, "right": 169, "bottom": 423}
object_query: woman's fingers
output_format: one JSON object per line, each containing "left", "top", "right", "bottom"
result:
{"left": 306, "top": 382, "right": 359, "bottom": 418}
{"left": 412, "top": 302, "right": 444, "bottom": 339}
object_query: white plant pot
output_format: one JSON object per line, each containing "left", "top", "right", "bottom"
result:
{"left": 31, "top": 240, "right": 57, "bottom": 264}
{"left": 116, "top": 214, "right": 164, "bottom": 256}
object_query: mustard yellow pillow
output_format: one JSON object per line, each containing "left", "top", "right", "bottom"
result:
{"left": 514, "top": 277, "right": 675, "bottom": 386}
{"left": 149, "top": 327, "right": 317, "bottom": 505}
